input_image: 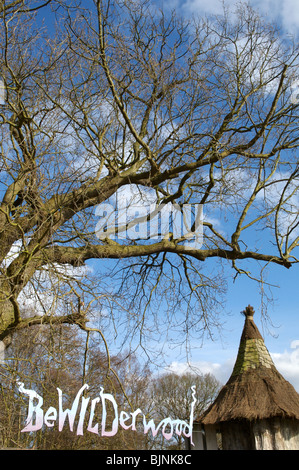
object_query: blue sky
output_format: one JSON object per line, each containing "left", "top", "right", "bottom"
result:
{"left": 170, "top": 0, "right": 299, "bottom": 39}
{"left": 156, "top": 0, "right": 299, "bottom": 391}
{"left": 2, "top": 0, "right": 298, "bottom": 393}
{"left": 167, "top": 262, "right": 299, "bottom": 390}
{"left": 67, "top": 0, "right": 299, "bottom": 391}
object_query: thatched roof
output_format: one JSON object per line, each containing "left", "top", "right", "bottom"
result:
{"left": 200, "top": 305, "right": 299, "bottom": 425}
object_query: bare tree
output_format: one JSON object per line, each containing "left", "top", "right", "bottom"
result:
{"left": 0, "top": 0, "right": 52, "bottom": 16}
{"left": 0, "top": 322, "right": 153, "bottom": 449}
{"left": 0, "top": 0, "right": 298, "bottom": 357}
{"left": 147, "top": 371, "right": 221, "bottom": 449}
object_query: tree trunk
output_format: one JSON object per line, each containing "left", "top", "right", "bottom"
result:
{"left": 0, "top": 295, "right": 15, "bottom": 345}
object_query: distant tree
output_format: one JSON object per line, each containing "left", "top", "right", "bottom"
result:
{"left": 148, "top": 371, "right": 221, "bottom": 449}
{"left": 0, "top": 322, "right": 152, "bottom": 449}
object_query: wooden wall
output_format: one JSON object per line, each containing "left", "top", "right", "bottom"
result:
{"left": 253, "top": 418, "right": 299, "bottom": 450}
{"left": 188, "top": 418, "right": 299, "bottom": 450}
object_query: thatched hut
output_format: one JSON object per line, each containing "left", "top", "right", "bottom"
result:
{"left": 190, "top": 305, "right": 299, "bottom": 450}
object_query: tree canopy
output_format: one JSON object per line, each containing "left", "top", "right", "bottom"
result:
{"left": 0, "top": 0, "right": 298, "bottom": 358}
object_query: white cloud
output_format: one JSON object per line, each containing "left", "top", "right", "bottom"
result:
{"left": 166, "top": 340, "right": 299, "bottom": 392}
{"left": 17, "top": 262, "right": 94, "bottom": 318}
{"left": 255, "top": 171, "right": 299, "bottom": 243}
{"left": 255, "top": 0, "right": 299, "bottom": 36}
{"left": 2, "top": 240, "right": 93, "bottom": 317}
{"left": 182, "top": 0, "right": 227, "bottom": 16}
{"left": 271, "top": 341, "right": 299, "bottom": 392}
{"left": 178, "top": 0, "right": 299, "bottom": 37}
{"left": 166, "top": 358, "right": 235, "bottom": 385}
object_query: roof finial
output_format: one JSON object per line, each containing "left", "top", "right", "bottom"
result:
{"left": 241, "top": 305, "right": 255, "bottom": 319}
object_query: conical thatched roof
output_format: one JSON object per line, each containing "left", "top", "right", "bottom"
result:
{"left": 200, "top": 305, "right": 299, "bottom": 425}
